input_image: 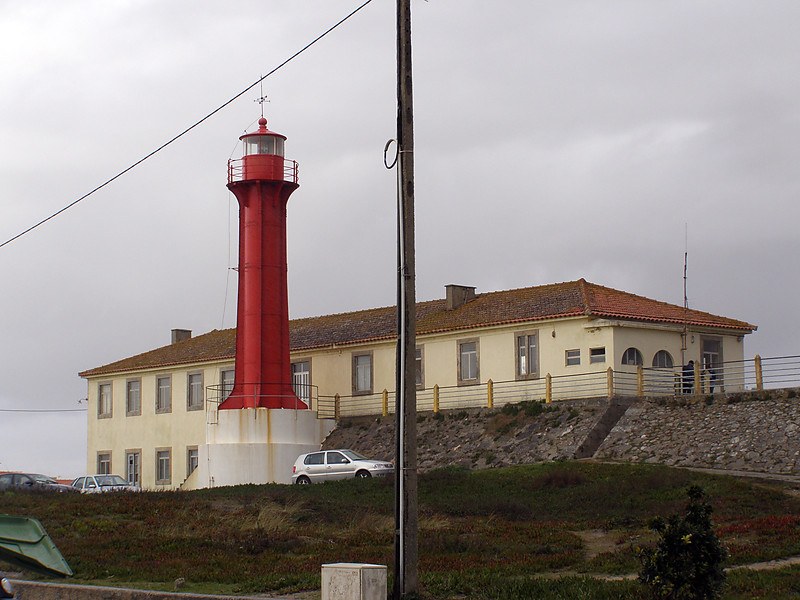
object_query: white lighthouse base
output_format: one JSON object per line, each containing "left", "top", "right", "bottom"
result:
{"left": 183, "top": 408, "right": 335, "bottom": 489}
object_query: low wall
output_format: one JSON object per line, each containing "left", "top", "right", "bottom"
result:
{"left": 325, "top": 389, "right": 800, "bottom": 476}
{"left": 596, "top": 389, "right": 800, "bottom": 474}
{"left": 9, "top": 580, "right": 277, "bottom": 600}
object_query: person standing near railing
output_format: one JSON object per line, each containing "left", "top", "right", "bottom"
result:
{"left": 709, "top": 367, "right": 718, "bottom": 394}
{"left": 682, "top": 360, "right": 695, "bottom": 395}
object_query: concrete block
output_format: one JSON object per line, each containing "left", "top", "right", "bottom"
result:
{"left": 321, "top": 563, "right": 387, "bottom": 600}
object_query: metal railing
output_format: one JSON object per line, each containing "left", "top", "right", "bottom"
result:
{"left": 205, "top": 383, "right": 318, "bottom": 424}
{"left": 316, "top": 355, "right": 800, "bottom": 420}
{"left": 227, "top": 157, "right": 299, "bottom": 184}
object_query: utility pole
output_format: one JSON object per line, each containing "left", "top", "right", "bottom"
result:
{"left": 393, "top": 0, "right": 418, "bottom": 597}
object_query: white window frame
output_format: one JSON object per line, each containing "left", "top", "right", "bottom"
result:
{"left": 187, "top": 446, "right": 199, "bottom": 478}
{"left": 652, "top": 350, "right": 674, "bottom": 369}
{"left": 292, "top": 360, "right": 312, "bottom": 403}
{"left": 126, "top": 450, "right": 141, "bottom": 487}
{"left": 187, "top": 371, "right": 204, "bottom": 411}
{"left": 156, "top": 375, "right": 172, "bottom": 414}
{"left": 97, "top": 452, "right": 111, "bottom": 475}
{"left": 415, "top": 346, "right": 425, "bottom": 390}
{"left": 622, "top": 347, "right": 644, "bottom": 366}
{"left": 458, "top": 339, "right": 480, "bottom": 385}
{"left": 352, "top": 352, "right": 373, "bottom": 395}
{"left": 220, "top": 368, "right": 235, "bottom": 400}
{"left": 156, "top": 448, "right": 172, "bottom": 485}
{"left": 98, "top": 382, "right": 113, "bottom": 418}
{"left": 515, "top": 331, "right": 539, "bottom": 380}
{"left": 590, "top": 347, "right": 607, "bottom": 364}
{"left": 126, "top": 378, "right": 141, "bottom": 416}
{"left": 565, "top": 349, "right": 581, "bottom": 366}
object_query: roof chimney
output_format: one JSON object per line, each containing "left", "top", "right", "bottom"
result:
{"left": 445, "top": 284, "right": 476, "bottom": 310}
{"left": 171, "top": 329, "right": 192, "bottom": 344}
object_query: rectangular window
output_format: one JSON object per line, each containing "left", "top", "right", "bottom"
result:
{"left": 566, "top": 349, "right": 581, "bottom": 366}
{"left": 187, "top": 372, "right": 204, "bottom": 411}
{"left": 458, "top": 339, "right": 479, "bottom": 384}
{"left": 590, "top": 347, "right": 606, "bottom": 364}
{"left": 292, "top": 360, "right": 311, "bottom": 403}
{"left": 220, "top": 368, "right": 235, "bottom": 400}
{"left": 156, "top": 448, "right": 171, "bottom": 485}
{"left": 516, "top": 332, "right": 539, "bottom": 379}
{"left": 156, "top": 376, "right": 172, "bottom": 413}
{"left": 126, "top": 379, "right": 141, "bottom": 416}
{"left": 126, "top": 450, "right": 141, "bottom": 487}
{"left": 98, "top": 382, "right": 112, "bottom": 418}
{"left": 97, "top": 452, "right": 111, "bottom": 474}
{"left": 187, "top": 446, "right": 199, "bottom": 478}
{"left": 415, "top": 346, "right": 424, "bottom": 390}
{"left": 352, "top": 352, "right": 373, "bottom": 395}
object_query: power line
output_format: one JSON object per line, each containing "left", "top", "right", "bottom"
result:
{"left": 0, "top": 408, "right": 87, "bottom": 413}
{"left": 0, "top": 0, "right": 375, "bottom": 251}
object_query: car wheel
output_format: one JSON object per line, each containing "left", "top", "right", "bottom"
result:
{"left": 356, "top": 470, "right": 372, "bottom": 479}
{"left": 296, "top": 475, "right": 311, "bottom": 485}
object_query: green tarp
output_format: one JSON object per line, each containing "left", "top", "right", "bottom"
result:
{"left": 0, "top": 514, "right": 72, "bottom": 577}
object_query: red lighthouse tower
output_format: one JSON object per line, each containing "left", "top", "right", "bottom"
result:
{"left": 219, "top": 116, "right": 307, "bottom": 410}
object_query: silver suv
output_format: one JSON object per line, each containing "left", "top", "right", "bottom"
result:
{"left": 291, "top": 449, "right": 394, "bottom": 484}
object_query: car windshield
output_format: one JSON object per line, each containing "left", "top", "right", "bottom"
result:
{"left": 342, "top": 450, "right": 368, "bottom": 461}
{"left": 97, "top": 475, "right": 128, "bottom": 486}
{"left": 31, "top": 474, "right": 57, "bottom": 484}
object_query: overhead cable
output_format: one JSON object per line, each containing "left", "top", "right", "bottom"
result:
{"left": 0, "top": 408, "right": 87, "bottom": 413}
{"left": 0, "top": 0, "right": 374, "bottom": 250}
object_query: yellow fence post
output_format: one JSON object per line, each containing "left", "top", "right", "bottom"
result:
{"left": 433, "top": 384, "right": 439, "bottom": 413}
{"left": 755, "top": 354, "right": 763, "bottom": 391}
{"left": 487, "top": 379, "right": 494, "bottom": 409}
{"left": 694, "top": 362, "right": 702, "bottom": 396}
{"left": 637, "top": 366, "right": 644, "bottom": 397}
{"left": 607, "top": 367, "right": 614, "bottom": 398}
{"left": 334, "top": 393, "right": 340, "bottom": 421}
{"left": 546, "top": 373, "right": 552, "bottom": 403}
{"left": 382, "top": 389, "right": 388, "bottom": 417}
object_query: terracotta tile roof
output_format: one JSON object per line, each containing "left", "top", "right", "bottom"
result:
{"left": 79, "top": 279, "right": 755, "bottom": 378}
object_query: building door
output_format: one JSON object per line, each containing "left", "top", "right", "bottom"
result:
{"left": 701, "top": 337, "right": 723, "bottom": 393}
{"left": 126, "top": 451, "right": 141, "bottom": 487}
{"left": 292, "top": 360, "right": 311, "bottom": 405}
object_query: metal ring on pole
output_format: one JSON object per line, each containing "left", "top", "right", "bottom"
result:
{"left": 384, "top": 138, "right": 399, "bottom": 169}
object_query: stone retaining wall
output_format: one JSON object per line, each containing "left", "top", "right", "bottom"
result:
{"left": 323, "top": 400, "right": 609, "bottom": 471}
{"left": 325, "top": 389, "right": 800, "bottom": 476}
{"left": 596, "top": 389, "right": 800, "bottom": 474}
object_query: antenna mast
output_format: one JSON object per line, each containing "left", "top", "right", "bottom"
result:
{"left": 255, "top": 76, "right": 269, "bottom": 117}
{"left": 682, "top": 225, "right": 688, "bottom": 366}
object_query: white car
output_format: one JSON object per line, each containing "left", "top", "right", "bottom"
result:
{"left": 71, "top": 474, "right": 139, "bottom": 493}
{"left": 291, "top": 449, "right": 394, "bottom": 484}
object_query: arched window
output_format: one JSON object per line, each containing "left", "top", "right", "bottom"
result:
{"left": 622, "top": 347, "right": 643, "bottom": 366}
{"left": 652, "top": 350, "right": 674, "bottom": 369}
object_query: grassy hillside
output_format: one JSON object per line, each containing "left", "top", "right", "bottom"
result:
{"left": 2, "top": 462, "right": 800, "bottom": 598}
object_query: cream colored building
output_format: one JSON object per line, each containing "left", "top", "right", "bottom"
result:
{"left": 79, "top": 279, "right": 755, "bottom": 490}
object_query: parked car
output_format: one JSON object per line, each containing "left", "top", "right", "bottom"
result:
{"left": 291, "top": 449, "right": 394, "bottom": 484}
{"left": 0, "top": 472, "right": 76, "bottom": 493}
{"left": 71, "top": 474, "right": 139, "bottom": 493}
{"left": 0, "top": 573, "right": 14, "bottom": 598}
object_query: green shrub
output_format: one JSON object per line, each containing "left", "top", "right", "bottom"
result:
{"left": 501, "top": 403, "right": 520, "bottom": 416}
{"left": 638, "top": 485, "right": 727, "bottom": 599}
{"left": 521, "top": 401, "right": 545, "bottom": 417}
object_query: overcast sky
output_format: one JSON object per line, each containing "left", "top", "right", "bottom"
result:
{"left": 1, "top": 1, "right": 798, "bottom": 478}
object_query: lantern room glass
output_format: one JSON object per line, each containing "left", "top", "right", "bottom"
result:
{"left": 244, "top": 135, "right": 284, "bottom": 157}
